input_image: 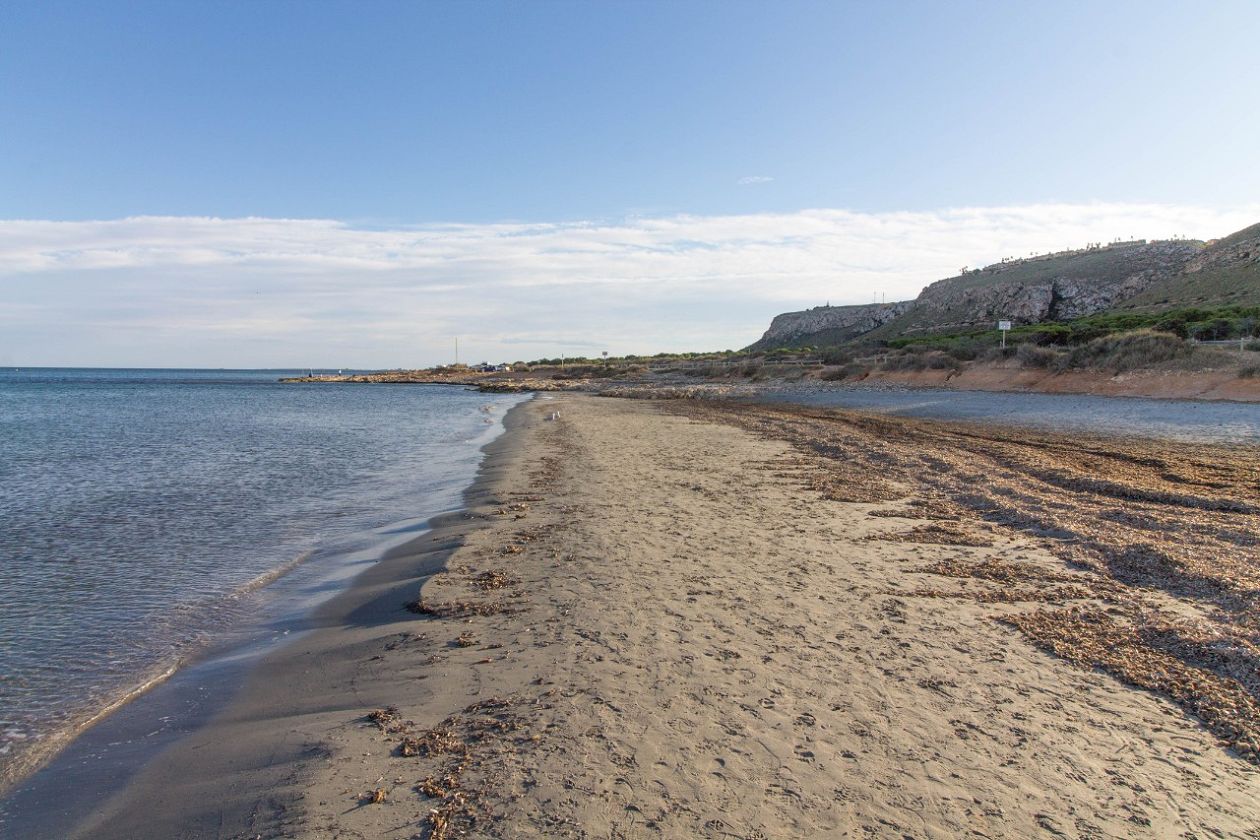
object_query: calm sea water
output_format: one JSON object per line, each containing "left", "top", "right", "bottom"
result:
{"left": 0, "top": 368, "right": 525, "bottom": 784}
{"left": 757, "top": 385, "right": 1260, "bottom": 444}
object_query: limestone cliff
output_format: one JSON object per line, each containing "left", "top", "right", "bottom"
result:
{"left": 1120, "top": 223, "right": 1260, "bottom": 310}
{"left": 749, "top": 236, "right": 1216, "bottom": 350}
{"left": 748, "top": 301, "right": 912, "bottom": 350}
{"left": 882, "top": 240, "right": 1201, "bottom": 337}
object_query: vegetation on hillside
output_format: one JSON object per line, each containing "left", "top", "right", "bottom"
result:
{"left": 918, "top": 242, "right": 1190, "bottom": 293}
{"left": 1120, "top": 263, "right": 1260, "bottom": 311}
{"left": 861, "top": 240, "right": 1201, "bottom": 341}
{"left": 883, "top": 305, "right": 1260, "bottom": 353}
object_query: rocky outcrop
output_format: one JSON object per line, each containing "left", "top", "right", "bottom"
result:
{"left": 749, "top": 301, "right": 912, "bottom": 350}
{"left": 750, "top": 236, "right": 1217, "bottom": 349}
{"left": 902, "top": 241, "right": 1201, "bottom": 334}
{"left": 1118, "top": 225, "right": 1260, "bottom": 310}
{"left": 903, "top": 242, "right": 1197, "bottom": 333}
{"left": 1185, "top": 223, "right": 1260, "bottom": 275}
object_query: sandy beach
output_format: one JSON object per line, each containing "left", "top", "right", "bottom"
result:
{"left": 35, "top": 394, "right": 1260, "bottom": 839}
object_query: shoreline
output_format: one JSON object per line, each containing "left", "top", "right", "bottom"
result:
{"left": 0, "top": 395, "right": 536, "bottom": 837}
{"left": 0, "top": 541, "right": 327, "bottom": 799}
{"left": 10, "top": 393, "right": 1260, "bottom": 837}
{"left": 279, "top": 360, "right": 1260, "bottom": 404}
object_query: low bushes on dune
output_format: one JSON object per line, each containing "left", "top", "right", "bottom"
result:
{"left": 879, "top": 350, "right": 960, "bottom": 373}
{"left": 820, "top": 362, "right": 871, "bottom": 381}
{"left": 1015, "top": 343, "right": 1063, "bottom": 369}
{"left": 987, "top": 331, "right": 1201, "bottom": 374}
{"left": 1064, "top": 330, "right": 1192, "bottom": 373}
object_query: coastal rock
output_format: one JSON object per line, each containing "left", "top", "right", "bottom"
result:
{"left": 1117, "top": 223, "right": 1260, "bottom": 309}
{"left": 1184, "top": 222, "right": 1260, "bottom": 275}
{"left": 749, "top": 301, "right": 912, "bottom": 350}
{"left": 749, "top": 237, "right": 1209, "bottom": 348}
{"left": 899, "top": 240, "right": 1200, "bottom": 334}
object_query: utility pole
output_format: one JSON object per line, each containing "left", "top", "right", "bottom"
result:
{"left": 455, "top": 337, "right": 459, "bottom": 365}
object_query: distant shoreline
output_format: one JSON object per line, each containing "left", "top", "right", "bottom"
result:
{"left": 280, "top": 359, "right": 1260, "bottom": 404}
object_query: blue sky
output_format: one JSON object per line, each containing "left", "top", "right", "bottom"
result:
{"left": 2, "top": 1, "right": 1258, "bottom": 366}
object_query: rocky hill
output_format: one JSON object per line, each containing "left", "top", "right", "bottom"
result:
{"left": 746, "top": 301, "right": 911, "bottom": 350}
{"left": 1117, "top": 223, "right": 1260, "bottom": 310}
{"left": 862, "top": 239, "right": 1201, "bottom": 342}
{"left": 747, "top": 226, "right": 1259, "bottom": 350}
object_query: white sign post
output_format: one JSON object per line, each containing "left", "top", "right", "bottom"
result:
{"left": 998, "top": 320, "right": 1012, "bottom": 349}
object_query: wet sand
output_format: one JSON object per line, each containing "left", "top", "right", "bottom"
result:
{"left": 27, "top": 395, "right": 1260, "bottom": 838}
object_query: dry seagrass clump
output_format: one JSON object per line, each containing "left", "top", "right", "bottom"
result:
{"left": 406, "top": 597, "right": 515, "bottom": 618}
{"left": 399, "top": 726, "right": 466, "bottom": 758}
{"left": 417, "top": 774, "right": 461, "bottom": 799}
{"left": 868, "top": 500, "right": 962, "bottom": 521}
{"left": 362, "top": 694, "right": 548, "bottom": 838}
{"left": 366, "top": 706, "right": 406, "bottom": 733}
{"left": 867, "top": 522, "right": 994, "bottom": 547}
{"left": 1006, "top": 606, "right": 1260, "bottom": 763}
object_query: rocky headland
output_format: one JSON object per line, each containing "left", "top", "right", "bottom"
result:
{"left": 750, "top": 220, "right": 1260, "bottom": 350}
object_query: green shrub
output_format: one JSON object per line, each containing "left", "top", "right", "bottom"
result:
{"left": 819, "top": 361, "right": 870, "bottom": 381}
{"left": 878, "top": 350, "right": 959, "bottom": 372}
{"left": 923, "top": 351, "right": 960, "bottom": 370}
{"left": 1065, "top": 330, "right": 1191, "bottom": 372}
{"left": 1027, "top": 326, "right": 1072, "bottom": 346}
{"left": 820, "top": 348, "right": 854, "bottom": 366}
{"left": 981, "top": 346, "right": 1017, "bottom": 362}
{"left": 1016, "top": 344, "right": 1062, "bottom": 369}
{"left": 880, "top": 352, "right": 925, "bottom": 372}
{"left": 944, "top": 341, "right": 984, "bottom": 361}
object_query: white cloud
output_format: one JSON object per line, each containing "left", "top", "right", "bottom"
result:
{"left": 1, "top": 203, "right": 1256, "bottom": 367}
{"left": 737, "top": 176, "right": 774, "bottom": 185}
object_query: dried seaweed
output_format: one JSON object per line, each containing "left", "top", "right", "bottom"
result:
{"left": 1007, "top": 607, "right": 1260, "bottom": 761}
{"left": 471, "top": 569, "right": 516, "bottom": 590}
{"left": 668, "top": 399, "right": 1260, "bottom": 764}
{"left": 868, "top": 522, "right": 993, "bottom": 547}
{"left": 364, "top": 695, "right": 545, "bottom": 838}
{"left": 407, "top": 597, "right": 515, "bottom": 618}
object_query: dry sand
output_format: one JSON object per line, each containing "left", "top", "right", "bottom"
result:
{"left": 51, "top": 395, "right": 1259, "bottom": 838}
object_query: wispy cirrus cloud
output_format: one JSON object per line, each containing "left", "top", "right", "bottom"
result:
{"left": 737, "top": 175, "right": 774, "bottom": 185}
{"left": 1, "top": 203, "right": 1256, "bottom": 368}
